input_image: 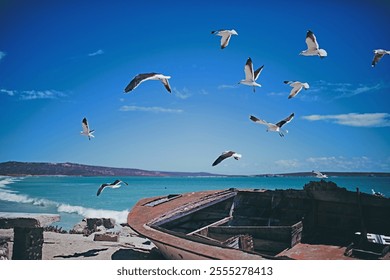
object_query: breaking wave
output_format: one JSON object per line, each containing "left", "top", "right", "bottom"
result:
{"left": 57, "top": 204, "right": 128, "bottom": 224}
{"left": 0, "top": 176, "right": 23, "bottom": 189}
{"left": 0, "top": 176, "right": 128, "bottom": 224}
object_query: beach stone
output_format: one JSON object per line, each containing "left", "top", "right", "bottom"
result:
{"left": 86, "top": 218, "right": 116, "bottom": 231}
{"left": 12, "top": 227, "right": 43, "bottom": 260}
{"left": 70, "top": 220, "right": 88, "bottom": 234}
{"left": 0, "top": 237, "right": 10, "bottom": 260}
{"left": 93, "top": 233, "right": 119, "bottom": 242}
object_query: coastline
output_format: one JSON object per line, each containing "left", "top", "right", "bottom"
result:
{"left": 0, "top": 224, "right": 164, "bottom": 260}
{"left": 1, "top": 161, "right": 389, "bottom": 178}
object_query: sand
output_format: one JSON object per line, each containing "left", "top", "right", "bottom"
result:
{"left": 0, "top": 226, "right": 164, "bottom": 260}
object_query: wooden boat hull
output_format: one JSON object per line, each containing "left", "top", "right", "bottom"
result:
{"left": 127, "top": 182, "right": 390, "bottom": 260}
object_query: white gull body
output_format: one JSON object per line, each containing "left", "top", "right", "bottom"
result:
{"left": 211, "top": 29, "right": 238, "bottom": 49}
{"left": 81, "top": 117, "right": 95, "bottom": 140}
{"left": 249, "top": 113, "right": 294, "bottom": 137}
{"left": 284, "top": 80, "right": 310, "bottom": 99}
{"left": 312, "top": 170, "right": 328, "bottom": 179}
{"left": 371, "top": 49, "right": 390, "bottom": 67}
{"left": 239, "top": 57, "right": 264, "bottom": 92}
{"left": 212, "top": 151, "right": 242, "bottom": 166}
{"left": 97, "top": 180, "right": 128, "bottom": 196}
{"left": 300, "top": 30, "right": 327, "bottom": 58}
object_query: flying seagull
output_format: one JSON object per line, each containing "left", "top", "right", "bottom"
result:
{"left": 284, "top": 81, "right": 310, "bottom": 99}
{"left": 81, "top": 117, "right": 94, "bottom": 140}
{"left": 371, "top": 189, "right": 385, "bottom": 198}
{"left": 212, "top": 151, "right": 242, "bottom": 166}
{"left": 239, "top": 57, "right": 264, "bottom": 92}
{"left": 300, "top": 30, "right": 327, "bottom": 58}
{"left": 211, "top": 29, "right": 238, "bottom": 49}
{"left": 371, "top": 49, "right": 390, "bottom": 67}
{"left": 249, "top": 113, "right": 294, "bottom": 137}
{"left": 97, "top": 180, "right": 128, "bottom": 196}
{"left": 124, "top": 73, "right": 171, "bottom": 93}
{"left": 312, "top": 170, "right": 328, "bottom": 179}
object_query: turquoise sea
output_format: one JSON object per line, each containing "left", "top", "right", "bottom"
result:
{"left": 0, "top": 175, "right": 389, "bottom": 230}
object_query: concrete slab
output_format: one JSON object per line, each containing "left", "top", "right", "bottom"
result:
{"left": 0, "top": 212, "right": 60, "bottom": 229}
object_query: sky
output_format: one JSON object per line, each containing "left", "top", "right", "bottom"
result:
{"left": 0, "top": 0, "right": 390, "bottom": 175}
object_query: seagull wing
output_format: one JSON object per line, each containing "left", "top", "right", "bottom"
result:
{"left": 97, "top": 184, "right": 108, "bottom": 196}
{"left": 124, "top": 73, "right": 156, "bottom": 93}
{"left": 244, "top": 58, "right": 254, "bottom": 81}
{"left": 288, "top": 83, "right": 303, "bottom": 99}
{"left": 276, "top": 113, "right": 294, "bottom": 128}
{"left": 212, "top": 151, "right": 234, "bottom": 166}
{"left": 220, "top": 33, "right": 232, "bottom": 49}
{"left": 313, "top": 170, "right": 322, "bottom": 176}
{"left": 82, "top": 118, "right": 89, "bottom": 134}
{"left": 253, "top": 65, "right": 264, "bottom": 81}
{"left": 211, "top": 29, "right": 223, "bottom": 35}
{"left": 111, "top": 179, "right": 122, "bottom": 185}
{"left": 306, "top": 30, "right": 319, "bottom": 50}
{"left": 372, "top": 53, "right": 384, "bottom": 67}
{"left": 249, "top": 115, "right": 272, "bottom": 127}
{"left": 161, "top": 78, "right": 172, "bottom": 93}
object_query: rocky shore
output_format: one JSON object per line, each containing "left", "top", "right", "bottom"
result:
{"left": 0, "top": 218, "right": 164, "bottom": 260}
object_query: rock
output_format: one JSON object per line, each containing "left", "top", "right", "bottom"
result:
{"left": 0, "top": 237, "right": 10, "bottom": 260}
{"left": 70, "top": 219, "right": 88, "bottom": 234}
{"left": 70, "top": 218, "right": 116, "bottom": 236}
{"left": 93, "top": 233, "right": 119, "bottom": 242}
{"left": 86, "top": 218, "right": 116, "bottom": 231}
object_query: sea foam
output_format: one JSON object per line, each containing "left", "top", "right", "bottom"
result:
{"left": 0, "top": 176, "right": 128, "bottom": 224}
{"left": 57, "top": 204, "right": 128, "bottom": 224}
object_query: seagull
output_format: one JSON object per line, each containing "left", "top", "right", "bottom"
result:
{"left": 81, "top": 117, "right": 94, "bottom": 140}
{"left": 212, "top": 151, "right": 242, "bottom": 166}
{"left": 97, "top": 180, "right": 128, "bottom": 196}
{"left": 239, "top": 57, "right": 264, "bottom": 92}
{"left": 312, "top": 170, "right": 328, "bottom": 179}
{"left": 211, "top": 29, "right": 238, "bottom": 49}
{"left": 371, "top": 189, "right": 385, "bottom": 198}
{"left": 124, "top": 73, "right": 171, "bottom": 93}
{"left": 284, "top": 81, "right": 310, "bottom": 99}
{"left": 249, "top": 113, "right": 294, "bottom": 137}
{"left": 300, "top": 30, "right": 327, "bottom": 58}
{"left": 371, "top": 49, "right": 390, "bottom": 67}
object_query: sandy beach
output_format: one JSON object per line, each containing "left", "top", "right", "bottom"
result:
{"left": 0, "top": 225, "right": 164, "bottom": 260}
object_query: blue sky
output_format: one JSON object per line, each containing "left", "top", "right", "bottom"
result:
{"left": 0, "top": 0, "right": 389, "bottom": 175}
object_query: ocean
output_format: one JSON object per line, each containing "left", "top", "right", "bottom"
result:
{"left": 0, "top": 175, "right": 389, "bottom": 230}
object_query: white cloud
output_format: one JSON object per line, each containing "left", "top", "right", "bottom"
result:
{"left": 302, "top": 113, "right": 390, "bottom": 127}
{"left": 305, "top": 156, "right": 375, "bottom": 171}
{"left": 119, "top": 105, "right": 183, "bottom": 113}
{"left": 313, "top": 80, "right": 385, "bottom": 100}
{"left": 1, "top": 88, "right": 66, "bottom": 100}
{"left": 218, "top": 84, "right": 239, "bottom": 90}
{"left": 0, "top": 51, "right": 5, "bottom": 61}
{"left": 273, "top": 155, "right": 389, "bottom": 172}
{"left": 198, "top": 89, "right": 208, "bottom": 95}
{"left": 20, "top": 90, "right": 66, "bottom": 100}
{"left": 0, "top": 89, "right": 15, "bottom": 96}
{"left": 275, "top": 159, "right": 300, "bottom": 168}
{"left": 267, "top": 91, "right": 287, "bottom": 97}
{"left": 88, "top": 49, "right": 104, "bottom": 57}
{"left": 173, "top": 87, "right": 191, "bottom": 99}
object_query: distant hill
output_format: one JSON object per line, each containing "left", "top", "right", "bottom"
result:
{"left": 256, "top": 171, "right": 390, "bottom": 177}
{"left": 0, "top": 161, "right": 221, "bottom": 177}
{"left": 0, "top": 161, "right": 388, "bottom": 177}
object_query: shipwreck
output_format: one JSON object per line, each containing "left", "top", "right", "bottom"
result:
{"left": 127, "top": 180, "right": 390, "bottom": 260}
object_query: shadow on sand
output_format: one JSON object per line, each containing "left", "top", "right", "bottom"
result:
{"left": 111, "top": 247, "right": 164, "bottom": 260}
{"left": 54, "top": 248, "right": 109, "bottom": 259}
